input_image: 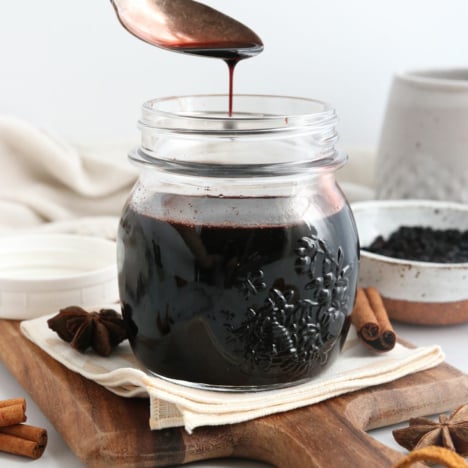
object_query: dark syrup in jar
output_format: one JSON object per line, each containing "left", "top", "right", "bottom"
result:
{"left": 118, "top": 197, "right": 358, "bottom": 388}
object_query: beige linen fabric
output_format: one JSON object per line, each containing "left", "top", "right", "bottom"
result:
{"left": 0, "top": 115, "right": 137, "bottom": 236}
{"left": 20, "top": 314, "right": 444, "bottom": 433}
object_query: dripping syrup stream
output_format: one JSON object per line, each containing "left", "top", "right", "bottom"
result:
{"left": 226, "top": 58, "right": 240, "bottom": 117}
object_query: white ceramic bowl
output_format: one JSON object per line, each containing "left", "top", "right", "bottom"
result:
{"left": 352, "top": 200, "right": 468, "bottom": 325}
{"left": 0, "top": 234, "right": 119, "bottom": 320}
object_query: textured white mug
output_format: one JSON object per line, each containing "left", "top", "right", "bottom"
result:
{"left": 376, "top": 69, "right": 468, "bottom": 202}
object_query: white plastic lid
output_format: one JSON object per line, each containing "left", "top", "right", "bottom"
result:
{"left": 0, "top": 234, "right": 119, "bottom": 319}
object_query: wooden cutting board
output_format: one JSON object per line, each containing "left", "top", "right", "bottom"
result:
{"left": 0, "top": 319, "right": 467, "bottom": 468}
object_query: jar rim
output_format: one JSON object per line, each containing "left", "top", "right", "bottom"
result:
{"left": 140, "top": 94, "right": 337, "bottom": 135}
{"left": 134, "top": 94, "right": 345, "bottom": 177}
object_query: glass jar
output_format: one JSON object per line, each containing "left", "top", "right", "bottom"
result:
{"left": 117, "top": 95, "right": 359, "bottom": 391}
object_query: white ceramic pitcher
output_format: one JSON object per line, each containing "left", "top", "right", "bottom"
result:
{"left": 376, "top": 69, "right": 468, "bottom": 202}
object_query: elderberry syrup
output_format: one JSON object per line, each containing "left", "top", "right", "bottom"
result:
{"left": 117, "top": 95, "right": 359, "bottom": 390}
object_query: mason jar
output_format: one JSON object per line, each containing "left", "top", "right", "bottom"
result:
{"left": 117, "top": 94, "right": 359, "bottom": 391}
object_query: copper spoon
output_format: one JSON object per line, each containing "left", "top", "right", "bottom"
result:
{"left": 110, "top": 0, "right": 263, "bottom": 58}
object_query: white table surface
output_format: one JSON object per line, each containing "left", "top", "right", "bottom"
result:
{"left": 1, "top": 320, "right": 467, "bottom": 468}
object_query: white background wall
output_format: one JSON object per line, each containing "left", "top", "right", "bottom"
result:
{"left": 1, "top": 0, "right": 468, "bottom": 148}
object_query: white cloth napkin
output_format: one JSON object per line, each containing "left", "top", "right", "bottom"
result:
{"left": 20, "top": 313, "right": 444, "bottom": 433}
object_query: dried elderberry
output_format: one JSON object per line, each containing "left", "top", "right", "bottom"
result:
{"left": 363, "top": 226, "right": 468, "bottom": 263}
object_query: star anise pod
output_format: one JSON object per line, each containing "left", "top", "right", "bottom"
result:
{"left": 47, "top": 306, "right": 128, "bottom": 357}
{"left": 393, "top": 404, "right": 468, "bottom": 456}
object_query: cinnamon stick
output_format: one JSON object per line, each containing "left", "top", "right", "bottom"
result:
{"left": 0, "top": 424, "right": 47, "bottom": 446}
{"left": 365, "top": 287, "right": 396, "bottom": 351}
{"left": 0, "top": 400, "right": 26, "bottom": 427}
{"left": 0, "top": 432, "right": 45, "bottom": 459}
{"left": 0, "top": 399, "right": 48, "bottom": 459}
{"left": 0, "top": 398, "right": 26, "bottom": 410}
{"left": 351, "top": 287, "right": 396, "bottom": 352}
{"left": 351, "top": 288, "right": 380, "bottom": 341}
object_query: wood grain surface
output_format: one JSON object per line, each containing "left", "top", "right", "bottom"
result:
{"left": 0, "top": 319, "right": 467, "bottom": 468}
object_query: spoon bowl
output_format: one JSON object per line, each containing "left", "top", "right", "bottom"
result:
{"left": 110, "top": 0, "right": 263, "bottom": 59}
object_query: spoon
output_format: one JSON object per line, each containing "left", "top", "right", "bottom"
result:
{"left": 110, "top": 0, "right": 263, "bottom": 59}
